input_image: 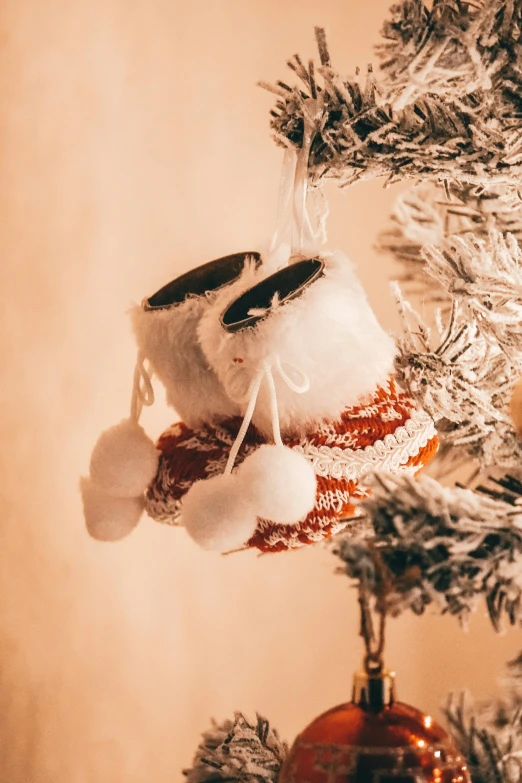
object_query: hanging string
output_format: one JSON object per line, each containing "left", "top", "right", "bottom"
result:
{"left": 358, "top": 547, "right": 391, "bottom": 675}
{"left": 360, "top": 593, "right": 387, "bottom": 675}
{"left": 269, "top": 96, "right": 325, "bottom": 264}
{"left": 311, "top": 185, "right": 330, "bottom": 247}
{"left": 269, "top": 147, "right": 316, "bottom": 263}
{"left": 269, "top": 147, "right": 298, "bottom": 259}
{"left": 130, "top": 351, "right": 155, "bottom": 423}
{"left": 292, "top": 106, "right": 318, "bottom": 257}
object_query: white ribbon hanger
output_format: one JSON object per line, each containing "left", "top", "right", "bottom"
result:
{"left": 268, "top": 96, "right": 328, "bottom": 267}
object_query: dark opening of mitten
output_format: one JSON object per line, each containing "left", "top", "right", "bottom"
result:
{"left": 221, "top": 257, "right": 324, "bottom": 332}
{"left": 144, "top": 251, "right": 261, "bottom": 310}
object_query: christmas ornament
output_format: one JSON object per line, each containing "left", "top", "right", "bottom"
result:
{"left": 146, "top": 377, "right": 438, "bottom": 552}
{"left": 280, "top": 580, "right": 470, "bottom": 783}
{"left": 183, "top": 557, "right": 471, "bottom": 783}
{"left": 279, "top": 669, "right": 470, "bottom": 783}
{"left": 81, "top": 129, "right": 438, "bottom": 548}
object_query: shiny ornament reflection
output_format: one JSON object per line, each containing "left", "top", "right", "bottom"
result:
{"left": 279, "top": 671, "right": 470, "bottom": 783}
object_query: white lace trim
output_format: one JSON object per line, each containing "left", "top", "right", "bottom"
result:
{"left": 293, "top": 409, "right": 436, "bottom": 481}
{"left": 146, "top": 409, "right": 437, "bottom": 528}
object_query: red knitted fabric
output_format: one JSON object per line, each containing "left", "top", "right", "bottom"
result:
{"left": 145, "top": 377, "right": 438, "bottom": 552}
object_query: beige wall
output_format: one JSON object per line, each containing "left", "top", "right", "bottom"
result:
{"left": 0, "top": 1, "right": 519, "bottom": 781}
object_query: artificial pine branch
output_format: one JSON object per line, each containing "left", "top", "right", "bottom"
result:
{"left": 183, "top": 714, "right": 287, "bottom": 783}
{"left": 394, "top": 290, "right": 522, "bottom": 469}
{"left": 377, "top": 0, "right": 521, "bottom": 109}
{"left": 379, "top": 181, "right": 522, "bottom": 470}
{"left": 333, "top": 472, "right": 522, "bottom": 629}
{"left": 445, "top": 654, "right": 522, "bottom": 783}
{"left": 378, "top": 182, "right": 522, "bottom": 303}
{"left": 265, "top": 3, "right": 522, "bottom": 190}
{"left": 425, "top": 229, "right": 522, "bottom": 355}
{"left": 445, "top": 695, "right": 508, "bottom": 783}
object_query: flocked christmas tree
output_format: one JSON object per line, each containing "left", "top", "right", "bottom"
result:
{"left": 178, "top": 2, "right": 522, "bottom": 782}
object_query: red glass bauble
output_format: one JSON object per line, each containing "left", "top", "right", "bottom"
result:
{"left": 279, "top": 672, "right": 470, "bottom": 783}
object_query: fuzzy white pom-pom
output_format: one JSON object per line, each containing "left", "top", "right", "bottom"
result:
{"left": 89, "top": 418, "right": 159, "bottom": 498}
{"left": 181, "top": 474, "right": 259, "bottom": 552}
{"left": 80, "top": 477, "right": 144, "bottom": 541}
{"left": 237, "top": 444, "right": 317, "bottom": 525}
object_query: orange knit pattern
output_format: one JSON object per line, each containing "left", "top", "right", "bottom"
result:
{"left": 145, "top": 377, "right": 438, "bottom": 552}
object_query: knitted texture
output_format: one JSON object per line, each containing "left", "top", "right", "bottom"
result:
{"left": 145, "top": 378, "right": 438, "bottom": 552}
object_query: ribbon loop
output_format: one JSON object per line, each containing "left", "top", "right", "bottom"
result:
{"left": 224, "top": 355, "right": 311, "bottom": 475}
{"left": 269, "top": 96, "right": 326, "bottom": 266}
{"left": 130, "top": 352, "right": 155, "bottom": 422}
{"left": 274, "top": 354, "right": 310, "bottom": 394}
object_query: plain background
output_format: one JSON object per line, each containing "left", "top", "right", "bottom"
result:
{"left": 0, "top": 0, "right": 520, "bottom": 780}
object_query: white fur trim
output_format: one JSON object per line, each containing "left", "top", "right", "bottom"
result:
{"left": 198, "top": 250, "right": 397, "bottom": 438}
{"left": 131, "top": 257, "right": 265, "bottom": 428}
{"left": 293, "top": 409, "right": 437, "bottom": 481}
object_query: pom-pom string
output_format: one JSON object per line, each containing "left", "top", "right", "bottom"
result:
{"left": 130, "top": 352, "right": 154, "bottom": 423}
{"left": 264, "top": 360, "right": 284, "bottom": 449}
{"left": 224, "top": 366, "right": 265, "bottom": 475}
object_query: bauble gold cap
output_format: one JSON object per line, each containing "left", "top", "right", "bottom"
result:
{"left": 352, "top": 669, "right": 396, "bottom": 710}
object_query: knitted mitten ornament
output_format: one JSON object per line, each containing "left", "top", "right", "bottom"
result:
{"left": 81, "top": 248, "right": 438, "bottom": 549}
{"left": 144, "top": 251, "right": 438, "bottom": 551}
